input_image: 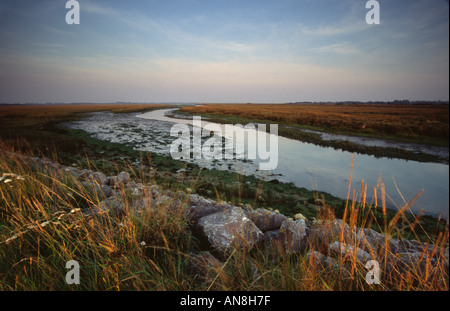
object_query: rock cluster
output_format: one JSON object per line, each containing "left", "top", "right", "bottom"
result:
{"left": 11, "top": 153, "right": 450, "bottom": 282}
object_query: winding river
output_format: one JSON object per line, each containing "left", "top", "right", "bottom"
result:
{"left": 66, "top": 108, "right": 449, "bottom": 219}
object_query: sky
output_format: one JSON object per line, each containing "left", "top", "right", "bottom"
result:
{"left": 0, "top": 0, "right": 448, "bottom": 103}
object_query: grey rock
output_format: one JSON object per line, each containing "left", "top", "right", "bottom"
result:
{"left": 131, "top": 196, "right": 154, "bottom": 212}
{"left": 248, "top": 208, "right": 287, "bottom": 232}
{"left": 305, "top": 251, "right": 345, "bottom": 273}
{"left": 108, "top": 171, "right": 131, "bottom": 189}
{"left": 279, "top": 219, "right": 308, "bottom": 254}
{"left": 260, "top": 229, "right": 283, "bottom": 251}
{"left": 386, "top": 251, "right": 436, "bottom": 276}
{"left": 77, "top": 169, "right": 92, "bottom": 179}
{"left": 308, "top": 219, "right": 383, "bottom": 255}
{"left": 357, "top": 228, "right": 387, "bottom": 253}
{"left": 307, "top": 219, "right": 350, "bottom": 251}
{"left": 188, "top": 251, "right": 223, "bottom": 280}
{"left": 97, "top": 185, "right": 114, "bottom": 199}
{"left": 305, "top": 251, "right": 328, "bottom": 266}
{"left": 81, "top": 181, "right": 115, "bottom": 199}
{"left": 404, "top": 239, "right": 426, "bottom": 252}
{"left": 196, "top": 206, "right": 264, "bottom": 254}
{"left": 328, "top": 241, "right": 373, "bottom": 263}
{"left": 189, "top": 194, "right": 213, "bottom": 206}
{"left": 263, "top": 229, "right": 282, "bottom": 241}
{"left": 186, "top": 196, "right": 225, "bottom": 225}
{"left": 62, "top": 166, "right": 83, "bottom": 178}
{"left": 89, "top": 172, "right": 108, "bottom": 185}
{"left": 323, "top": 256, "right": 340, "bottom": 270}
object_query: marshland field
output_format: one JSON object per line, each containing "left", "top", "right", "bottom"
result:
{"left": 0, "top": 102, "right": 448, "bottom": 291}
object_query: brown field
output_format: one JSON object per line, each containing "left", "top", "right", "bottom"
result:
{"left": 0, "top": 104, "right": 169, "bottom": 127}
{"left": 180, "top": 103, "right": 449, "bottom": 145}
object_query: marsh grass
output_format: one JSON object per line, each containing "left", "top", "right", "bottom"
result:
{"left": 178, "top": 103, "right": 449, "bottom": 163}
{"left": 0, "top": 143, "right": 448, "bottom": 291}
{"left": 179, "top": 103, "right": 449, "bottom": 146}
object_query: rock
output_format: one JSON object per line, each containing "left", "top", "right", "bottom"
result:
{"left": 328, "top": 241, "right": 372, "bottom": 263}
{"left": 186, "top": 202, "right": 224, "bottom": 226}
{"left": 174, "top": 190, "right": 189, "bottom": 201}
{"left": 263, "top": 229, "right": 282, "bottom": 241}
{"left": 260, "top": 229, "right": 283, "bottom": 251}
{"left": 166, "top": 198, "right": 185, "bottom": 213}
{"left": 188, "top": 251, "right": 223, "bottom": 281}
{"left": 357, "top": 228, "right": 387, "bottom": 252}
{"left": 305, "top": 251, "right": 328, "bottom": 266}
{"left": 88, "top": 172, "right": 108, "bottom": 185}
{"left": 382, "top": 251, "right": 434, "bottom": 279}
{"left": 36, "top": 157, "right": 54, "bottom": 167}
{"left": 248, "top": 208, "right": 287, "bottom": 232}
{"left": 95, "top": 184, "right": 114, "bottom": 199}
{"left": 323, "top": 256, "right": 340, "bottom": 269}
{"left": 404, "top": 239, "right": 426, "bottom": 252}
{"left": 196, "top": 206, "right": 264, "bottom": 254}
{"left": 279, "top": 219, "right": 308, "bottom": 254}
{"left": 308, "top": 219, "right": 381, "bottom": 255}
{"left": 131, "top": 196, "right": 153, "bottom": 212}
{"left": 186, "top": 195, "right": 235, "bottom": 225}
{"left": 62, "top": 166, "right": 83, "bottom": 178}
{"left": 145, "top": 184, "right": 160, "bottom": 198}
{"left": 108, "top": 171, "right": 131, "bottom": 189}
{"left": 85, "top": 197, "right": 126, "bottom": 218}
{"left": 305, "top": 251, "right": 351, "bottom": 275}
{"left": 307, "top": 219, "right": 350, "bottom": 252}
{"left": 189, "top": 194, "right": 213, "bottom": 205}
{"left": 398, "top": 239, "right": 440, "bottom": 255}
{"left": 250, "top": 260, "right": 262, "bottom": 286}
{"left": 152, "top": 194, "right": 171, "bottom": 206}
{"left": 81, "top": 181, "right": 115, "bottom": 199}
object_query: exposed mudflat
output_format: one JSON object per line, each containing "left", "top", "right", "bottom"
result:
{"left": 65, "top": 111, "right": 281, "bottom": 181}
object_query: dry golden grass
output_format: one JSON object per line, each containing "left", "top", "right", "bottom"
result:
{"left": 0, "top": 104, "right": 170, "bottom": 128}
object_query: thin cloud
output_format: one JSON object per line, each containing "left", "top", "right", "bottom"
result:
{"left": 310, "top": 42, "right": 361, "bottom": 55}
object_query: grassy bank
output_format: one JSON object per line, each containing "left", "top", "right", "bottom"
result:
{"left": 0, "top": 145, "right": 448, "bottom": 291}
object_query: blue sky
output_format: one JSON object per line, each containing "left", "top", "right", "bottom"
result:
{"left": 0, "top": 0, "right": 448, "bottom": 103}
